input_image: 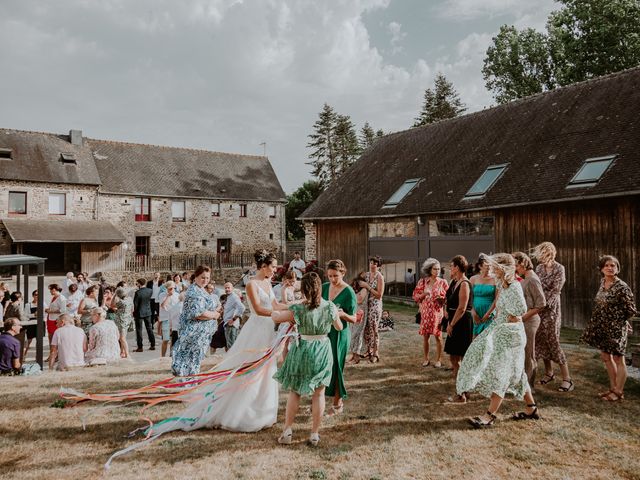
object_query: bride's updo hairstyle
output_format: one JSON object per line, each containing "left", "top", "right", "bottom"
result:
{"left": 483, "top": 253, "right": 516, "bottom": 287}
{"left": 301, "top": 272, "right": 322, "bottom": 310}
{"left": 326, "top": 259, "right": 346, "bottom": 275}
{"left": 254, "top": 249, "right": 277, "bottom": 269}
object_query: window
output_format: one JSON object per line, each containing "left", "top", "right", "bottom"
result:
{"left": 428, "top": 217, "right": 494, "bottom": 237}
{"left": 134, "top": 197, "right": 151, "bottom": 221}
{"left": 239, "top": 204, "right": 247, "bottom": 217}
{"left": 211, "top": 203, "right": 220, "bottom": 217}
{"left": 0, "top": 148, "right": 11, "bottom": 159}
{"left": 202, "top": 239, "right": 208, "bottom": 247}
{"left": 268, "top": 205, "right": 277, "bottom": 218}
{"left": 135, "top": 236, "right": 149, "bottom": 256}
{"left": 8, "top": 192, "right": 26, "bottom": 214}
{"left": 383, "top": 178, "right": 421, "bottom": 208}
{"left": 568, "top": 155, "right": 615, "bottom": 187}
{"left": 269, "top": 233, "right": 274, "bottom": 240}
{"left": 464, "top": 164, "right": 508, "bottom": 198}
{"left": 174, "top": 241, "right": 181, "bottom": 249}
{"left": 48, "top": 193, "right": 66, "bottom": 215}
{"left": 59, "top": 152, "right": 77, "bottom": 164}
{"left": 172, "top": 201, "right": 186, "bottom": 222}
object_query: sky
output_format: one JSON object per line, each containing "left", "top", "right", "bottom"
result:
{"left": 0, "top": 0, "right": 557, "bottom": 193}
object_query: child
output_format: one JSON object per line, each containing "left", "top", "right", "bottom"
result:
{"left": 379, "top": 310, "right": 394, "bottom": 331}
{"left": 272, "top": 272, "right": 343, "bottom": 446}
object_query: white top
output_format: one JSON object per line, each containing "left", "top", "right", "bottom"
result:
{"left": 158, "top": 290, "right": 180, "bottom": 324}
{"left": 66, "top": 291, "right": 84, "bottom": 316}
{"left": 47, "top": 294, "right": 67, "bottom": 321}
{"left": 289, "top": 259, "right": 306, "bottom": 279}
{"left": 51, "top": 325, "right": 86, "bottom": 370}
{"left": 151, "top": 281, "right": 161, "bottom": 300}
{"left": 63, "top": 278, "right": 76, "bottom": 298}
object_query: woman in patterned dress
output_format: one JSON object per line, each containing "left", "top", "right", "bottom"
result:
{"left": 581, "top": 255, "right": 637, "bottom": 402}
{"left": 113, "top": 287, "right": 134, "bottom": 358}
{"left": 413, "top": 258, "right": 448, "bottom": 368}
{"left": 348, "top": 272, "right": 368, "bottom": 364}
{"left": 533, "top": 242, "right": 574, "bottom": 392}
{"left": 171, "top": 266, "right": 222, "bottom": 376}
{"left": 85, "top": 307, "right": 121, "bottom": 365}
{"left": 360, "top": 256, "right": 385, "bottom": 363}
{"left": 78, "top": 285, "right": 100, "bottom": 337}
{"left": 457, "top": 253, "right": 540, "bottom": 427}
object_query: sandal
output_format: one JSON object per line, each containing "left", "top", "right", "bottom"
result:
{"left": 308, "top": 432, "right": 320, "bottom": 446}
{"left": 325, "top": 404, "right": 344, "bottom": 417}
{"left": 369, "top": 355, "right": 379, "bottom": 364}
{"left": 469, "top": 411, "right": 497, "bottom": 428}
{"left": 598, "top": 389, "right": 613, "bottom": 397}
{"left": 602, "top": 391, "right": 624, "bottom": 402}
{"left": 348, "top": 356, "right": 361, "bottom": 365}
{"left": 422, "top": 360, "right": 431, "bottom": 367}
{"left": 433, "top": 361, "right": 442, "bottom": 368}
{"left": 446, "top": 394, "right": 467, "bottom": 404}
{"left": 278, "top": 428, "right": 293, "bottom": 445}
{"left": 512, "top": 404, "right": 540, "bottom": 421}
{"left": 558, "top": 379, "right": 574, "bottom": 392}
{"left": 539, "top": 373, "right": 555, "bottom": 385}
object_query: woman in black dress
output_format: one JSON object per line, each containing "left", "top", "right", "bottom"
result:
{"left": 444, "top": 255, "right": 473, "bottom": 401}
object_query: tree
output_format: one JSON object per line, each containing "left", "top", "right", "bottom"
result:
{"left": 306, "top": 103, "right": 338, "bottom": 189}
{"left": 333, "top": 114, "right": 360, "bottom": 174}
{"left": 285, "top": 180, "right": 324, "bottom": 240}
{"left": 482, "top": 26, "right": 555, "bottom": 104}
{"left": 413, "top": 73, "right": 466, "bottom": 127}
{"left": 359, "top": 122, "right": 376, "bottom": 151}
{"left": 483, "top": 0, "right": 640, "bottom": 103}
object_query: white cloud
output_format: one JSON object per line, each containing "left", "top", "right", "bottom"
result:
{"left": 387, "top": 21, "right": 407, "bottom": 54}
{"left": 439, "top": 0, "right": 555, "bottom": 24}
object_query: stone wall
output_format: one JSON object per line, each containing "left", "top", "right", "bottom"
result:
{"left": 99, "top": 193, "right": 284, "bottom": 256}
{"left": 303, "top": 221, "right": 317, "bottom": 261}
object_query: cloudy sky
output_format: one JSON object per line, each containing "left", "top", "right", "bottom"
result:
{"left": 0, "top": 0, "right": 556, "bottom": 193}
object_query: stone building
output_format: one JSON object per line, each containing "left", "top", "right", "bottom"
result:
{"left": 0, "top": 128, "right": 286, "bottom": 274}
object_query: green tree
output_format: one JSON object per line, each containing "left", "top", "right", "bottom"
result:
{"left": 306, "top": 103, "right": 338, "bottom": 189}
{"left": 413, "top": 73, "right": 466, "bottom": 127}
{"left": 483, "top": 0, "right": 640, "bottom": 103}
{"left": 285, "top": 180, "right": 324, "bottom": 240}
{"left": 359, "top": 122, "right": 376, "bottom": 151}
{"left": 482, "top": 26, "right": 555, "bottom": 104}
{"left": 334, "top": 114, "right": 360, "bottom": 173}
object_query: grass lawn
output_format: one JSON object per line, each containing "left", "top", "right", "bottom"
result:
{"left": 1, "top": 311, "right": 639, "bottom": 480}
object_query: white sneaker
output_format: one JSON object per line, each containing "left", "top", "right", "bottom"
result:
{"left": 278, "top": 428, "right": 292, "bottom": 445}
{"left": 308, "top": 432, "right": 320, "bottom": 446}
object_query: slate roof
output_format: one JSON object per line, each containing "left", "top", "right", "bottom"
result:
{"left": 301, "top": 67, "right": 640, "bottom": 220}
{"left": 88, "top": 139, "right": 286, "bottom": 201}
{"left": 0, "top": 129, "right": 102, "bottom": 186}
{"left": 0, "top": 129, "right": 286, "bottom": 202}
{"left": 3, "top": 219, "right": 125, "bottom": 243}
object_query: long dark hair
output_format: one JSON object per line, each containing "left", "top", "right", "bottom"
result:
{"left": 351, "top": 271, "right": 367, "bottom": 293}
{"left": 301, "top": 272, "right": 322, "bottom": 310}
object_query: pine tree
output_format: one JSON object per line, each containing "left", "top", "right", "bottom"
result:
{"left": 413, "top": 73, "right": 466, "bottom": 127}
{"left": 359, "top": 122, "right": 376, "bottom": 151}
{"left": 334, "top": 114, "right": 360, "bottom": 174}
{"left": 306, "top": 103, "right": 338, "bottom": 189}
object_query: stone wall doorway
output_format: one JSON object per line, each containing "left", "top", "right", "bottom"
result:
{"left": 217, "top": 238, "right": 232, "bottom": 262}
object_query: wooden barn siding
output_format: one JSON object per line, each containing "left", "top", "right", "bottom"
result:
{"left": 495, "top": 197, "right": 639, "bottom": 329}
{"left": 316, "top": 220, "right": 368, "bottom": 279}
{"left": 81, "top": 243, "right": 125, "bottom": 276}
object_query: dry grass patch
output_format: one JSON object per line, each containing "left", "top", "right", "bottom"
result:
{"left": 1, "top": 309, "right": 639, "bottom": 480}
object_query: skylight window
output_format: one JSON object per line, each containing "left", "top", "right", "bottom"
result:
{"left": 0, "top": 148, "right": 12, "bottom": 159}
{"left": 383, "top": 178, "right": 421, "bottom": 208}
{"left": 464, "top": 164, "right": 508, "bottom": 198}
{"left": 567, "top": 155, "right": 615, "bottom": 188}
{"left": 60, "top": 152, "right": 77, "bottom": 164}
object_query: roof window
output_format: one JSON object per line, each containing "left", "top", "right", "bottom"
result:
{"left": 60, "top": 152, "right": 77, "bottom": 164}
{"left": 464, "top": 164, "right": 508, "bottom": 199}
{"left": 567, "top": 155, "right": 615, "bottom": 188}
{"left": 0, "top": 148, "right": 12, "bottom": 160}
{"left": 383, "top": 178, "right": 421, "bottom": 208}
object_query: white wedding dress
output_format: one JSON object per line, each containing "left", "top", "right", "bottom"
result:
{"left": 152, "top": 284, "right": 280, "bottom": 434}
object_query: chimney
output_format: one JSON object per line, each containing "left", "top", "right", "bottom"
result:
{"left": 69, "top": 129, "right": 83, "bottom": 146}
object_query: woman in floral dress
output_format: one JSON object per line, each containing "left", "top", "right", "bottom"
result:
{"left": 457, "top": 253, "right": 540, "bottom": 428}
{"left": 533, "top": 242, "right": 574, "bottom": 392}
{"left": 348, "top": 272, "right": 368, "bottom": 363}
{"left": 581, "top": 255, "right": 636, "bottom": 402}
{"left": 85, "top": 308, "right": 121, "bottom": 365}
{"left": 113, "top": 287, "right": 134, "bottom": 358}
{"left": 171, "top": 266, "right": 222, "bottom": 376}
{"left": 413, "top": 258, "right": 448, "bottom": 368}
{"left": 360, "top": 256, "right": 385, "bottom": 363}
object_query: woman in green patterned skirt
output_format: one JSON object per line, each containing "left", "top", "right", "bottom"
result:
{"left": 273, "top": 272, "right": 343, "bottom": 446}
{"left": 323, "top": 259, "right": 358, "bottom": 416}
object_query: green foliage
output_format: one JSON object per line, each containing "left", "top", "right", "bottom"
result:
{"left": 413, "top": 73, "right": 466, "bottom": 127}
{"left": 50, "top": 399, "right": 68, "bottom": 409}
{"left": 285, "top": 180, "right": 324, "bottom": 240}
{"left": 483, "top": 0, "right": 640, "bottom": 103}
{"left": 359, "top": 122, "right": 376, "bottom": 151}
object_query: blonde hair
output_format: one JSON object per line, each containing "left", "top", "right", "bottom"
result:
{"left": 532, "top": 241, "right": 557, "bottom": 264}
{"left": 90, "top": 307, "right": 106, "bottom": 320}
{"left": 483, "top": 253, "right": 516, "bottom": 286}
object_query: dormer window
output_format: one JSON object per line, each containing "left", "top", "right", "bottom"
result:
{"left": 567, "top": 155, "right": 615, "bottom": 188}
{"left": 464, "top": 164, "right": 508, "bottom": 199}
{"left": 383, "top": 178, "right": 421, "bottom": 208}
{"left": 60, "top": 152, "right": 77, "bottom": 164}
{"left": 0, "top": 148, "right": 12, "bottom": 159}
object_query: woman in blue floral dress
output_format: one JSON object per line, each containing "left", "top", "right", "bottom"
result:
{"left": 171, "top": 266, "right": 222, "bottom": 376}
{"left": 456, "top": 253, "right": 540, "bottom": 428}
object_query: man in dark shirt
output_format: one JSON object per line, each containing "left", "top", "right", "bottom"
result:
{"left": 0, "top": 317, "right": 22, "bottom": 375}
{"left": 133, "top": 278, "right": 155, "bottom": 352}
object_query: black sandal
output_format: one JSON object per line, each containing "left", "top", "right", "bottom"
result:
{"left": 468, "top": 411, "right": 496, "bottom": 428}
{"left": 558, "top": 379, "right": 575, "bottom": 392}
{"left": 512, "top": 404, "right": 540, "bottom": 421}
{"left": 539, "top": 373, "right": 555, "bottom": 385}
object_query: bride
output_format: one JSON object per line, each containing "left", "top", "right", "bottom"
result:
{"left": 150, "top": 249, "right": 290, "bottom": 435}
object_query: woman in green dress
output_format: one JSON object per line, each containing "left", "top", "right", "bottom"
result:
{"left": 323, "top": 259, "right": 358, "bottom": 416}
{"left": 470, "top": 257, "right": 497, "bottom": 337}
{"left": 273, "top": 272, "right": 343, "bottom": 446}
